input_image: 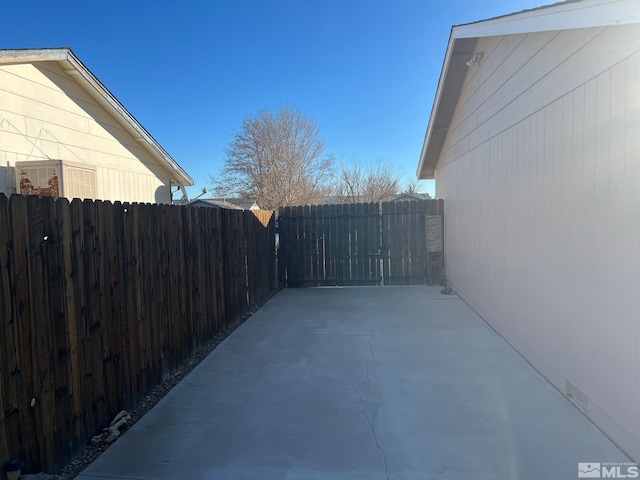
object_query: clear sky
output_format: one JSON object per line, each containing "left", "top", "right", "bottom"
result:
{"left": 2, "top": 0, "right": 547, "bottom": 200}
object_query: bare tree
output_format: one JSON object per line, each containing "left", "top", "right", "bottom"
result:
{"left": 210, "top": 107, "right": 334, "bottom": 210}
{"left": 401, "top": 178, "right": 430, "bottom": 198}
{"left": 333, "top": 159, "right": 401, "bottom": 204}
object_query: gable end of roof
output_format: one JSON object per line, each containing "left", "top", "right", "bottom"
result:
{"left": 0, "top": 47, "right": 194, "bottom": 187}
{"left": 417, "top": 0, "right": 640, "bottom": 180}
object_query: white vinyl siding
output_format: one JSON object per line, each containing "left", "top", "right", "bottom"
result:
{"left": 436, "top": 25, "right": 640, "bottom": 459}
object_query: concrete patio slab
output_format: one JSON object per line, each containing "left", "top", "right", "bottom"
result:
{"left": 76, "top": 286, "right": 629, "bottom": 479}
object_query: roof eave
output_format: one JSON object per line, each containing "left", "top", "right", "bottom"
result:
{"left": 417, "top": 34, "right": 476, "bottom": 180}
{"left": 62, "top": 50, "right": 195, "bottom": 187}
{"left": 454, "top": 0, "right": 640, "bottom": 38}
{"left": 0, "top": 47, "right": 194, "bottom": 187}
{"left": 417, "top": 0, "right": 640, "bottom": 180}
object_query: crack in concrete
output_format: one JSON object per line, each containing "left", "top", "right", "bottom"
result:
{"left": 354, "top": 334, "right": 390, "bottom": 480}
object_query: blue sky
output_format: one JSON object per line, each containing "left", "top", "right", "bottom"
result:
{"left": 2, "top": 0, "right": 546, "bottom": 199}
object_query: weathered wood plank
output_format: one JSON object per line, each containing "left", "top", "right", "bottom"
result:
{"left": 27, "top": 196, "right": 56, "bottom": 469}
{"left": 48, "top": 198, "right": 72, "bottom": 467}
{"left": 360, "top": 203, "right": 370, "bottom": 282}
{"left": 353, "top": 203, "right": 363, "bottom": 282}
{"left": 97, "top": 200, "right": 118, "bottom": 423}
{"left": 123, "top": 203, "right": 141, "bottom": 403}
{"left": 373, "top": 203, "right": 379, "bottom": 282}
{"left": 1, "top": 196, "right": 280, "bottom": 473}
{"left": 390, "top": 201, "right": 402, "bottom": 285}
{"left": 0, "top": 194, "right": 12, "bottom": 462}
{"left": 327, "top": 205, "right": 337, "bottom": 284}
{"left": 8, "top": 195, "right": 39, "bottom": 468}
{"left": 416, "top": 199, "right": 428, "bottom": 284}
{"left": 111, "top": 202, "right": 131, "bottom": 404}
{"left": 336, "top": 204, "right": 344, "bottom": 284}
{"left": 83, "top": 200, "right": 108, "bottom": 432}
{"left": 309, "top": 205, "right": 318, "bottom": 283}
{"left": 68, "top": 198, "right": 94, "bottom": 452}
{"left": 167, "top": 205, "right": 184, "bottom": 366}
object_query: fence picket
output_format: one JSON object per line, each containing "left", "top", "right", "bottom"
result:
{"left": 0, "top": 194, "right": 277, "bottom": 473}
{"left": 0, "top": 194, "right": 12, "bottom": 462}
{"left": 278, "top": 199, "right": 443, "bottom": 287}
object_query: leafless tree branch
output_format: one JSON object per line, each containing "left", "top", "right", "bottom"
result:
{"left": 210, "top": 106, "right": 333, "bottom": 210}
{"left": 333, "top": 159, "right": 401, "bottom": 204}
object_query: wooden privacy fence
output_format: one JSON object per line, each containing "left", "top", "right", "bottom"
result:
{"left": 0, "top": 194, "right": 277, "bottom": 473}
{"left": 278, "top": 199, "right": 444, "bottom": 287}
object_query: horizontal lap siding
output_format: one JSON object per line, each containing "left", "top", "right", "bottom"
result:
{"left": 0, "top": 63, "right": 173, "bottom": 203}
{"left": 436, "top": 25, "right": 640, "bottom": 459}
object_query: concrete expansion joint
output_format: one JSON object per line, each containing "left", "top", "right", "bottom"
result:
{"left": 354, "top": 334, "right": 390, "bottom": 480}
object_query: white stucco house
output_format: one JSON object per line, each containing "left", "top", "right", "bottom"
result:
{"left": 0, "top": 47, "right": 193, "bottom": 204}
{"left": 418, "top": 0, "right": 640, "bottom": 460}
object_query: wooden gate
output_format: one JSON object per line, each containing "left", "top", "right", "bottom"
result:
{"left": 278, "top": 199, "right": 443, "bottom": 287}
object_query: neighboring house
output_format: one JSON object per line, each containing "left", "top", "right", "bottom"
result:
{"left": 189, "top": 199, "right": 244, "bottom": 210}
{"left": 418, "top": 0, "right": 640, "bottom": 460}
{"left": 390, "top": 192, "right": 431, "bottom": 202}
{"left": 190, "top": 198, "right": 261, "bottom": 210}
{"left": 0, "top": 47, "right": 194, "bottom": 204}
{"left": 323, "top": 193, "right": 431, "bottom": 205}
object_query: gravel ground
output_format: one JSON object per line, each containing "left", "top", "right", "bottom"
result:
{"left": 50, "top": 294, "right": 276, "bottom": 480}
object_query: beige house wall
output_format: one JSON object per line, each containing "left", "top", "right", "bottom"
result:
{"left": 435, "top": 24, "right": 640, "bottom": 459}
{"left": 0, "top": 62, "right": 174, "bottom": 203}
